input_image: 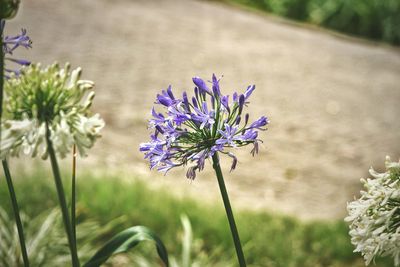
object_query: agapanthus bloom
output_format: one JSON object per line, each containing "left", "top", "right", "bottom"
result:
{"left": 345, "top": 156, "right": 400, "bottom": 266}
{"left": 1, "top": 19, "right": 32, "bottom": 78}
{"left": 140, "top": 74, "right": 269, "bottom": 179}
{"left": 0, "top": 63, "right": 104, "bottom": 159}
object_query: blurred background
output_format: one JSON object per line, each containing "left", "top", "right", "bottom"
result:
{"left": 1, "top": 0, "right": 399, "bottom": 266}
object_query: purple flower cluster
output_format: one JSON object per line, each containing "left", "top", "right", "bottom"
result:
{"left": 1, "top": 20, "right": 32, "bottom": 79}
{"left": 140, "top": 74, "right": 269, "bottom": 179}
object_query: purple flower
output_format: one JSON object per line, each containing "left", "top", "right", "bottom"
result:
{"left": 192, "top": 101, "right": 215, "bottom": 129}
{"left": 244, "top": 85, "right": 255, "bottom": 100}
{"left": 1, "top": 20, "right": 32, "bottom": 79}
{"left": 216, "top": 124, "right": 240, "bottom": 147}
{"left": 157, "top": 160, "right": 176, "bottom": 174}
{"left": 239, "top": 129, "right": 258, "bottom": 141}
{"left": 156, "top": 85, "right": 178, "bottom": 107}
{"left": 192, "top": 76, "right": 210, "bottom": 94}
{"left": 251, "top": 141, "right": 259, "bottom": 156}
{"left": 168, "top": 104, "right": 190, "bottom": 126}
{"left": 149, "top": 108, "right": 166, "bottom": 127}
{"left": 221, "top": 95, "right": 230, "bottom": 112}
{"left": 227, "top": 152, "right": 237, "bottom": 172}
{"left": 186, "top": 166, "right": 198, "bottom": 180}
{"left": 238, "top": 94, "right": 245, "bottom": 114}
{"left": 140, "top": 74, "right": 268, "bottom": 179}
{"left": 249, "top": 116, "right": 269, "bottom": 129}
{"left": 212, "top": 74, "right": 221, "bottom": 97}
{"left": 182, "top": 91, "right": 190, "bottom": 111}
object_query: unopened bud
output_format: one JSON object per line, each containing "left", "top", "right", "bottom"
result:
{"left": 0, "top": 0, "right": 20, "bottom": 19}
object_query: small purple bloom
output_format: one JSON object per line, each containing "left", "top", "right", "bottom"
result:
{"left": 212, "top": 74, "right": 221, "bottom": 97}
{"left": 233, "top": 92, "right": 239, "bottom": 103}
{"left": 251, "top": 141, "right": 259, "bottom": 156}
{"left": 186, "top": 166, "right": 198, "bottom": 180}
{"left": 244, "top": 85, "right": 255, "bottom": 100}
{"left": 1, "top": 20, "right": 32, "bottom": 79}
{"left": 227, "top": 152, "right": 237, "bottom": 172}
{"left": 192, "top": 101, "right": 215, "bottom": 129}
{"left": 192, "top": 96, "right": 199, "bottom": 109}
{"left": 182, "top": 91, "right": 190, "bottom": 111}
{"left": 249, "top": 116, "right": 269, "bottom": 129}
{"left": 157, "top": 160, "right": 176, "bottom": 174}
{"left": 168, "top": 104, "right": 190, "bottom": 126}
{"left": 235, "top": 116, "right": 241, "bottom": 125}
{"left": 4, "top": 57, "right": 30, "bottom": 66}
{"left": 150, "top": 108, "right": 166, "bottom": 127}
{"left": 148, "top": 147, "right": 171, "bottom": 170}
{"left": 245, "top": 113, "right": 249, "bottom": 125}
{"left": 239, "top": 129, "right": 258, "bottom": 141}
{"left": 192, "top": 76, "right": 210, "bottom": 94}
{"left": 216, "top": 124, "right": 240, "bottom": 147}
{"left": 238, "top": 94, "right": 245, "bottom": 114}
{"left": 2, "top": 24, "right": 32, "bottom": 54}
{"left": 161, "top": 120, "right": 183, "bottom": 144}
{"left": 221, "top": 95, "right": 230, "bottom": 112}
{"left": 156, "top": 85, "right": 177, "bottom": 107}
{"left": 190, "top": 149, "right": 209, "bottom": 171}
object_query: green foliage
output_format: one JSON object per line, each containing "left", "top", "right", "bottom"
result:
{"left": 84, "top": 226, "right": 169, "bottom": 267}
{"left": 0, "top": 171, "right": 395, "bottom": 266}
{"left": 0, "top": 207, "right": 105, "bottom": 266}
{"left": 220, "top": 0, "right": 400, "bottom": 45}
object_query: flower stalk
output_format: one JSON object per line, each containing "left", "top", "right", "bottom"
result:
{"left": 2, "top": 159, "right": 30, "bottom": 267}
{"left": 72, "top": 144, "right": 77, "bottom": 245}
{"left": 45, "top": 123, "right": 80, "bottom": 267}
{"left": 1, "top": 19, "right": 29, "bottom": 267}
{"left": 212, "top": 153, "right": 246, "bottom": 267}
{"left": 0, "top": 21, "right": 3, "bottom": 123}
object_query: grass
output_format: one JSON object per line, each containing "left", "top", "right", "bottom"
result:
{"left": 214, "top": 0, "right": 400, "bottom": 45}
{"left": 0, "top": 168, "right": 394, "bottom": 266}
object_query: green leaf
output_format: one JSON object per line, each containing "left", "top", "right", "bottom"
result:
{"left": 83, "top": 226, "right": 169, "bottom": 267}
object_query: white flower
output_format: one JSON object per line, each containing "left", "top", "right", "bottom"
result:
{"left": 345, "top": 156, "right": 400, "bottom": 266}
{"left": 73, "top": 113, "right": 105, "bottom": 157}
{"left": 1, "top": 63, "right": 105, "bottom": 159}
{"left": 0, "top": 118, "right": 35, "bottom": 159}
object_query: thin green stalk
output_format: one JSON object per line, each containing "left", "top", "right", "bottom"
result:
{"left": 71, "top": 144, "right": 77, "bottom": 246}
{"left": 45, "top": 123, "right": 80, "bottom": 267}
{"left": 2, "top": 159, "right": 30, "bottom": 267}
{"left": 212, "top": 153, "right": 246, "bottom": 267}
{"left": 1, "top": 17, "right": 30, "bottom": 267}
{"left": 0, "top": 19, "right": 4, "bottom": 146}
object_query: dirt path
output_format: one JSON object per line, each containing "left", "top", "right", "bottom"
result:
{"left": 8, "top": 0, "right": 400, "bottom": 220}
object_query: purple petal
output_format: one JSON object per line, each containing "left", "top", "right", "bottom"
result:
{"left": 192, "top": 76, "right": 210, "bottom": 94}
{"left": 244, "top": 85, "right": 255, "bottom": 100}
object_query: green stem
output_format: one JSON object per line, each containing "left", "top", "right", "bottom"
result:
{"left": 45, "top": 123, "right": 80, "bottom": 267}
{"left": 2, "top": 160, "right": 30, "bottom": 267}
{"left": 0, "top": 19, "right": 4, "bottom": 148}
{"left": 212, "top": 153, "right": 246, "bottom": 267}
{"left": 72, "top": 144, "right": 77, "bottom": 246}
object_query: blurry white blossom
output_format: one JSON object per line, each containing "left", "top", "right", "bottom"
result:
{"left": 345, "top": 156, "right": 400, "bottom": 266}
{"left": 1, "top": 63, "right": 104, "bottom": 159}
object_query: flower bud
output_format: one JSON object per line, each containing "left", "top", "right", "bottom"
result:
{"left": 238, "top": 94, "right": 245, "bottom": 115}
{"left": 0, "top": 0, "right": 20, "bottom": 19}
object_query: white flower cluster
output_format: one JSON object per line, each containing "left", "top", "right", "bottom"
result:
{"left": 345, "top": 156, "right": 400, "bottom": 266}
{"left": 1, "top": 63, "right": 104, "bottom": 159}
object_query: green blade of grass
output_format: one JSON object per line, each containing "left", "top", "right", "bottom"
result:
{"left": 83, "top": 225, "right": 169, "bottom": 267}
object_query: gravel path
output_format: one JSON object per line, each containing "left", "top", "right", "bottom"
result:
{"left": 7, "top": 0, "right": 400, "bottom": 220}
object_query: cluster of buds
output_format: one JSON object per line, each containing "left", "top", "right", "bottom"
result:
{"left": 345, "top": 156, "right": 400, "bottom": 266}
{"left": 1, "top": 63, "right": 104, "bottom": 159}
{"left": 140, "top": 74, "right": 268, "bottom": 179}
